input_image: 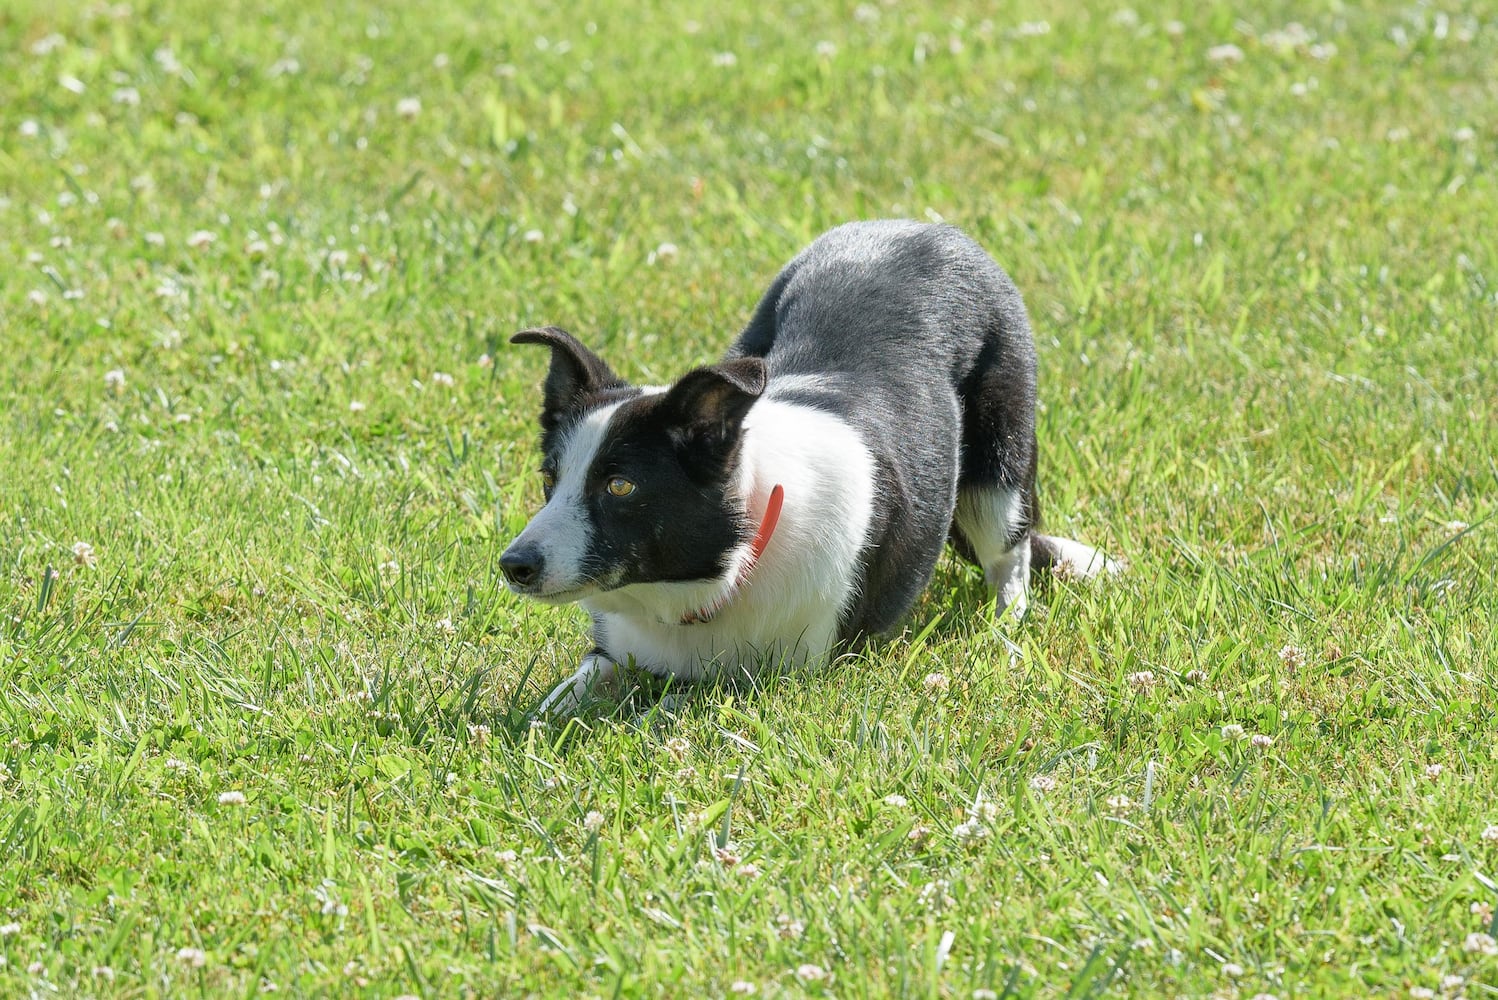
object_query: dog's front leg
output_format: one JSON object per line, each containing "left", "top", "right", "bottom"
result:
{"left": 533, "top": 650, "right": 617, "bottom": 718}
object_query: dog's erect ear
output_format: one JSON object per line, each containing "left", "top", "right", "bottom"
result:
{"left": 660, "top": 357, "right": 766, "bottom": 473}
{"left": 511, "top": 327, "right": 624, "bottom": 430}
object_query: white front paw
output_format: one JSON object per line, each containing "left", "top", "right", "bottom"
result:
{"left": 533, "top": 654, "right": 615, "bottom": 718}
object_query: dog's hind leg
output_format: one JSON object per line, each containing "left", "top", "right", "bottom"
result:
{"left": 952, "top": 333, "right": 1042, "bottom": 618}
{"left": 953, "top": 486, "right": 1033, "bottom": 617}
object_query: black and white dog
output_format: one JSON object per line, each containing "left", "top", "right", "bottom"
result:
{"left": 501, "top": 221, "right": 1116, "bottom": 715}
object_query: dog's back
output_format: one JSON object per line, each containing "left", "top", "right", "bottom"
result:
{"left": 730, "top": 221, "right": 1041, "bottom": 636}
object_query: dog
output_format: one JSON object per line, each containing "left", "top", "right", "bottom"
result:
{"left": 501, "top": 220, "right": 1117, "bottom": 715}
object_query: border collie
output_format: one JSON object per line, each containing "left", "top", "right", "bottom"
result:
{"left": 501, "top": 220, "right": 1117, "bottom": 715}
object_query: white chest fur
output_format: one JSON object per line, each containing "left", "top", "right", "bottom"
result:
{"left": 581, "top": 395, "right": 876, "bottom": 681}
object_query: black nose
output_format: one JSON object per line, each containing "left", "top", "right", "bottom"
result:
{"left": 500, "top": 544, "right": 543, "bottom": 590}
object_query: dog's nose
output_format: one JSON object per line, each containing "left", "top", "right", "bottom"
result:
{"left": 500, "top": 544, "right": 543, "bottom": 590}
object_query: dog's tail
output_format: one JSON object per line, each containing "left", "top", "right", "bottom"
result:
{"left": 1029, "top": 532, "right": 1125, "bottom": 581}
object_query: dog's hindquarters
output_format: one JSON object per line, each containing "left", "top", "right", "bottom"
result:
{"left": 947, "top": 267, "right": 1044, "bottom": 615}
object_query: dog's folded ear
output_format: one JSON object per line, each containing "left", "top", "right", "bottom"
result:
{"left": 511, "top": 327, "right": 625, "bottom": 430}
{"left": 660, "top": 357, "right": 766, "bottom": 473}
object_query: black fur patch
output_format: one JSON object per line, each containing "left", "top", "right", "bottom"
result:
{"left": 530, "top": 357, "right": 766, "bottom": 590}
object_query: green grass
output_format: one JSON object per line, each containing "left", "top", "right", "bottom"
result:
{"left": 2, "top": 0, "right": 1496, "bottom": 995}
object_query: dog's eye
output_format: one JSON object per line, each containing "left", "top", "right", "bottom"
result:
{"left": 539, "top": 469, "right": 556, "bottom": 494}
{"left": 606, "top": 476, "right": 636, "bottom": 498}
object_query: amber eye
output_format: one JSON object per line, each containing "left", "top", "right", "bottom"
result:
{"left": 606, "top": 476, "right": 636, "bottom": 497}
{"left": 539, "top": 469, "right": 556, "bottom": 495}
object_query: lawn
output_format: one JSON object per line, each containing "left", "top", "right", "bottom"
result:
{"left": 2, "top": 0, "right": 1495, "bottom": 996}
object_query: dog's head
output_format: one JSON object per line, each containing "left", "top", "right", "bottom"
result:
{"left": 500, "top": 327, "right": 766, "bottom": 603}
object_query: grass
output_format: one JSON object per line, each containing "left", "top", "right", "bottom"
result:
{"left": 1, "top": 0, "right": 1495, "bottom": 995}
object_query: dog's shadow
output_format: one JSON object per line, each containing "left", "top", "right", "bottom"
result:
{"left": 491, "top": 663, "right": 775, "bottom": 751}
{"left": 485, "top": 556, "right": 1048, "bottom": 751}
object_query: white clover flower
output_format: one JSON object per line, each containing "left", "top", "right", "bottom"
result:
{"left": 1106, "top": 794, "right": 1132, "bottom": 813}
{"left": 1250, "top": 733, "right": 1275, "bottom": 749}
{"left": 1481, "top": 824, "right": 1498, "bottom": 842}
{"left": 396, "top": 96, "right": 422, "bottom": 118}
{"left": 795, "top": 964, "right": 826, "bottom": 982}
{"left": 176, "top": 947, "right": 207, "bottom": 967}
{"left": 523, "top": 229, "right": 544, "bottom": 243}
{"left": 1184, "top": 669, "right": 1207, "bottom": 684}
{"left": 1454, "top": 127, "right": 1476, "bottom": 143}
{"left": 730, "top": 982, "right": 757, "bottom": 995}
{"left": 1464, "top": 932, "right": 1498, "bottom": 955}
{"left": 431, "top": 371, "right": 455, "bottom": 388}
{"left": 1425, "top": 763, "right": 1443, "bottom": 780}
{"left": 349, "top": 400, "right": 366, "bottom": 412}
{"left": 0, "top": 922, "right": 19, "bottom": 937}
{"left": 218, "top": 790, "right": 247, "bottom": 806}
{"left": 105, "top": 368, "right": 125, "bottom": 392}
{"left": 1207, "top": 44, "right": 1245, "bottom": 63}
{"left": 712, "top": 52, "right": 739, "bottom": 67}
{"left": 31, "top": 33, "right": 66, "bottom": 55}
{"left": 923, "top": 672, "right": 950, "bottom": 692}
{"left": 1126, "top": 670, "right": 1156, "bottom": 692}
{"left": 664, "top": 736, "right": 691, "bottom": 759}
{"left": 327, "top": 249, "right": 349, "bottom": 270}
{"left": 1221, "top": 961, "right": 1244, "bottom": 977}
{"left": 882, "top": 792, "right": 908, "bottom": 807}
{"left": 583, "top": 810, "right": 605, "bottom": 833}
{"left": 28, "top": 289, "right": 46, "bottom": 305}
{"left": 653, "top": 241, "right": 679, "bottom": 263}
{"left": 72, "top": 541, "right": 97, "bottom": 567}
{"left": 968, "top": 792, "right": 999, "bottom": 823}
{"left": 1278, "top": 643, "right": 1306, "bottom": 671}
{"left": 953, "top": 819, "right": 987, "bottom": 841}
{"left": 187, "top": 230, "right": 216, "bottom": 249}
{"left": 815, "top": 41, "right": 837, "bottom": 58}
{"left": 435, "top": 617, "right": 456, "bottom": 635}
{"left": 1221, "top": 723, "right": 1246, "bottom": 740}
{"left": 112, "top": 87, "right": 140, "bottom": 106}
{"left": 774, "top": 913, "right": 805, "bottom": 939}
{"left": 1029, "top": 774, "right": 1057, "bottom": 793}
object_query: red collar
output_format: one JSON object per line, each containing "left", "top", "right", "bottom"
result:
{"left": 680, "top": 484, "right": 784, "bottom": 625}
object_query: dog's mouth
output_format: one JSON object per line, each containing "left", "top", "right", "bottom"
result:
{"left": 505, "top": 569, "right": 622, "bottom": 604}
{"left": 505, "top": 580, "right": 593, "bottom": 604}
